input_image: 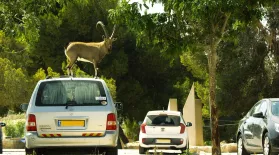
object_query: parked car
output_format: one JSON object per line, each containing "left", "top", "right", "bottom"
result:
{"left": 20, "top": 77, "right": 122, "bottom": 155}
{"left": 0, "top": 122, "right": 6, "bottom": 154}
{"left": 236, "top": 98, "right": 279, "bottom": 155}
{"left": 139, "top": 110, "right": 192, "bottom": 154}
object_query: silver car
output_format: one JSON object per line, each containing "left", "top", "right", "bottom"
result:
{"left": 21, "top": 77, "right": 122, "bottom": 155}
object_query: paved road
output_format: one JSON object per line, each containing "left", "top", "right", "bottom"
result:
{"left": 1, "top": 149, "right": 240, "bottom": 155}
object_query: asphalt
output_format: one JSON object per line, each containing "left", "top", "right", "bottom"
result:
{"left": 1, "top": 149, "right": 240, "bottom": 155}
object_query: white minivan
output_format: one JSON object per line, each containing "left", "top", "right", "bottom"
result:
{"left": 21, "top": 77, "right": 122, "bottom": 155}
{"left": 139, "top": 110, "right": 192, "bottom": 154}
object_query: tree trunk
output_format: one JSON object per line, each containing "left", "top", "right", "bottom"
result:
{"left": 208, "top": 44, "right": 221, "bottom": 155}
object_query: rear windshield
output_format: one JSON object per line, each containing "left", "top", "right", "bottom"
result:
{"left": 271, "top": 101, "right": 279, "bottom": 116}
{"left": 145, "top": 115, "right": 180, "bottom": 126}
{"left": 35, "top": 80, "right": 107, "bottom": 106}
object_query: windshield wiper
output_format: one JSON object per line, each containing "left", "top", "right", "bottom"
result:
{"left": 65, "top": 101, "right": 77, "bottom": 109}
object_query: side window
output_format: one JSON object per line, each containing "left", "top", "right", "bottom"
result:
{"left": 259, "top": 100, "right": 268, "bottom": 116}
{"left": 249, "top": 101, "right": 262, "bottom": 116}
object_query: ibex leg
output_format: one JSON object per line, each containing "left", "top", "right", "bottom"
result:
{"left": 93, "top": 61, "right": 98, "bottom": 78}
{"left": 66, "top": 61, "right": 75, "bottom": 77}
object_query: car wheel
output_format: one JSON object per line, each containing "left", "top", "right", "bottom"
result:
{"left": 263, "top": 133, "right": 277, "bottom": 155}
{"left": 183, "top": 140, "right": 190, "bottom": 153}
{"left": 0, "top": 129, "right": 2, "bottom": 154}
{"left": 105, "top": 147, "right": 118, "bottom": 155}
{"left": 0, "top": 141, "right": 2, "bottom": 154}
{"left": 139, "top": 146, "right": 147, "bottom": 154}
{"left": 237, "top": 135, "right": 249, "bottom": 155}
{"left": 106, "top": 139, "right": 120, "bottom": 155}
{"left": 106, "top": 147, "right": 117, "bottom": 155}
{"left": 25, "top": 148, "right": 33, "bottom": 155}
{"left": 25, "top": 148, "right": 43, "bottom": 155}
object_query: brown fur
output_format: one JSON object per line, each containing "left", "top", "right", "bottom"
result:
{"left": 65, "top": 21, "right": 116, "bottom": 77}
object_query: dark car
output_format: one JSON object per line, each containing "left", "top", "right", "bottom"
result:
{"left": 0, "top": 122, "right": 6, "bottom": 154}
{"left": 236, "top": 98, "right": 279, "bottom": 155}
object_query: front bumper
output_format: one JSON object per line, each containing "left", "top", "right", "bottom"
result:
{"left": 269, "top": 129, "right": 279, "bottom": 152}
{"left": 25, "top": 131, "right": 118, "bottom": 149}
{"left": 270, "top": 137, "right": 279, "bottom": 152}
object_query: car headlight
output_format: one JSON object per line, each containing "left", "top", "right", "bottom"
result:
{"left": 275, "top": 123, "right": 279, "bottom": 132}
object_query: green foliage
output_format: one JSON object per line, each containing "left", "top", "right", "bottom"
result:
{"left": 32, "top": 68, "right": 46, "bottom": 82}
{"left": 0, "top": 58, "right": 30, "bottom": 112}
{"left": 101, "top": 76, "right": 117, "bottom": 101}
{"left": 0, "top": 59, "right": 62, "bottom": 114}
{"left": 47, "top": 67, "right": 60, "bottom": 77}
{"left": 2, "top": 116, "right": 25, "bottom": 138}
{"left": 122, "top": 118, "right": 140, "bottom": 141}
{"left": 1, "top": 1, "right": 279, "bottom": 151}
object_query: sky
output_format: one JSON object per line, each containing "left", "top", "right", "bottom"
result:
{"left": 128, "top": 0, "right": 164, "bottom": 14}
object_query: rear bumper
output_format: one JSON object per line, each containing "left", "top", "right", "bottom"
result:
{"left": 25, "top": 131, "right": 118, "bottom": 149}
{"left": 139, "top": 134, "right": 187, "bottom": 149}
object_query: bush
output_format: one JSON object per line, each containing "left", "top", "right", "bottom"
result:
{"left": 3, "top": 119, "right": 25, "bottom": 138}
{"left": 1, "top": 113, "right": 25, "bottom": 138}
{"left": 122, "top": 118, "right": 140, "bottom": 141}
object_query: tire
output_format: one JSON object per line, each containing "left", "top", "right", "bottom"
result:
{"left": 0, "top": 140, "right": 2, "bottom": 154}
{"left": 0, "top": 142, "right": 2, "bottom": 154}
{"left": 25, "top": 148, "right": 43, "bottom": 155}
{"left": 263, "top": 133, "right": 277, "bottom": 155}
{"left": 0, "top": 129, "right": 2, "bottom": 154}
{"left": 183, "top": 140, "right": 190, "bottom": 154}
{"left": 237, "top": 135, "right": 250, "bottom": 155}
{"left": 106, "top": 139, "right": 120, "bottom": 155}
{"left": 106, "top": 147, "right": 118, "bottom": 155}
{"left": 139, "top": 146, "right": 146, "bottom": 154}
{"left": 25, "top": 148, "right": 34, "bottom": 155}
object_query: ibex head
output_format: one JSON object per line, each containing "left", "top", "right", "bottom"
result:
{"left": 96, "top": 21, "right": 117, "bottom": 51}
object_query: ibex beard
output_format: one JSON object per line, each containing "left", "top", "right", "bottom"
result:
{"left": 65, "top": 21, "right": 116, "bottom": 77}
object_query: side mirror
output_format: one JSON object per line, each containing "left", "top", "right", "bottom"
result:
{"left": 138, "top": 121, "right": 143, "bottom": 125}
{"left": 115, "top": 102, "right": 123, "bottom": 111}
{"left": 186, "top": 122, "right": 192, "bottom": 127}
{"left": 20, "top": 103, "right": 28, "bottom": 112}
{"left": 0, "top": 122, "right": 6, "bottom": 127}
{"left": 253, "top": 112, "right": 264, "bottom": 118}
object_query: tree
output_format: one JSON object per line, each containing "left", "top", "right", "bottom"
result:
{"left": 109, "top": 0, "right": 276, "bottom": 154}
{"left": 0, "top": 58, "right": 31, "bottom": 112}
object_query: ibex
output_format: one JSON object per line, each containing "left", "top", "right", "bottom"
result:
{"left": 65, "top": 21, "right": 116, "bottom": 77}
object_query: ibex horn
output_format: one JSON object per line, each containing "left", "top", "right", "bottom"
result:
{"left": 96, "top": 21, "right": 109, "bottom": 38}
{"left": 110, "top": 25, "right": 116, "bottom": 38}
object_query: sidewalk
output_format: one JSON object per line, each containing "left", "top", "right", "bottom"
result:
{"left": 126, "top": 141, "right": 237, "bottom": 154}
{"left": 199, "top": 152, "right": 237, "bottom": 155}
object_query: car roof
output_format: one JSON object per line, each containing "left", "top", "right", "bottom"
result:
{"left": 146, "top": 110, "right": 181, "bottom": 116}
{"left": 267, "top": 98, "right": 279, "bottom": 102}
{"left": 40, "top": 77, "right": 105, "bottom": 83}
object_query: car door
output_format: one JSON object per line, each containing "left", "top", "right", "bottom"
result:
{"left": 252, "top": 100, "right": 268, "bottom": 149}
{"left": 243, "top": 101, "right": 262, "bottom": 149}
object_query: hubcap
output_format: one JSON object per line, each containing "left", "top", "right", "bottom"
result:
{"left": 238, "top": 137, "right": 243, "bottom": 155}
{"left": 264, "top": 136, "right": 270, "bottom": 155}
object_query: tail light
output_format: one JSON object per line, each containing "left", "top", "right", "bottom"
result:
{"left": 27, "top": 114, "right": 37, "bottom": 131}
{"left": 180, "top": 123, "right": 185, "bottom": 134}
{"left": 106, "top": 113, "right": 117, "bottom": 130}
{"left": 141, "top": 123, "right": 146, "bottom": 133}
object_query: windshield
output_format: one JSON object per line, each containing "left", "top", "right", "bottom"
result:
{"left": 271, "top": 101, "right": 279, "bottom": 116}
{"left": 35, "top": 80, "right": 107, "bottom": 106}
{"left": 145, "top": 115, "right": 180, "bottom": 126}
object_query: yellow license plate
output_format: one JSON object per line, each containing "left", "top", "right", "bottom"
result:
{"left": 59, "top": 120, "right": 85, "bottom": 127}
{"left": 156, "top": 139, "right": 171, "bottom": 143}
